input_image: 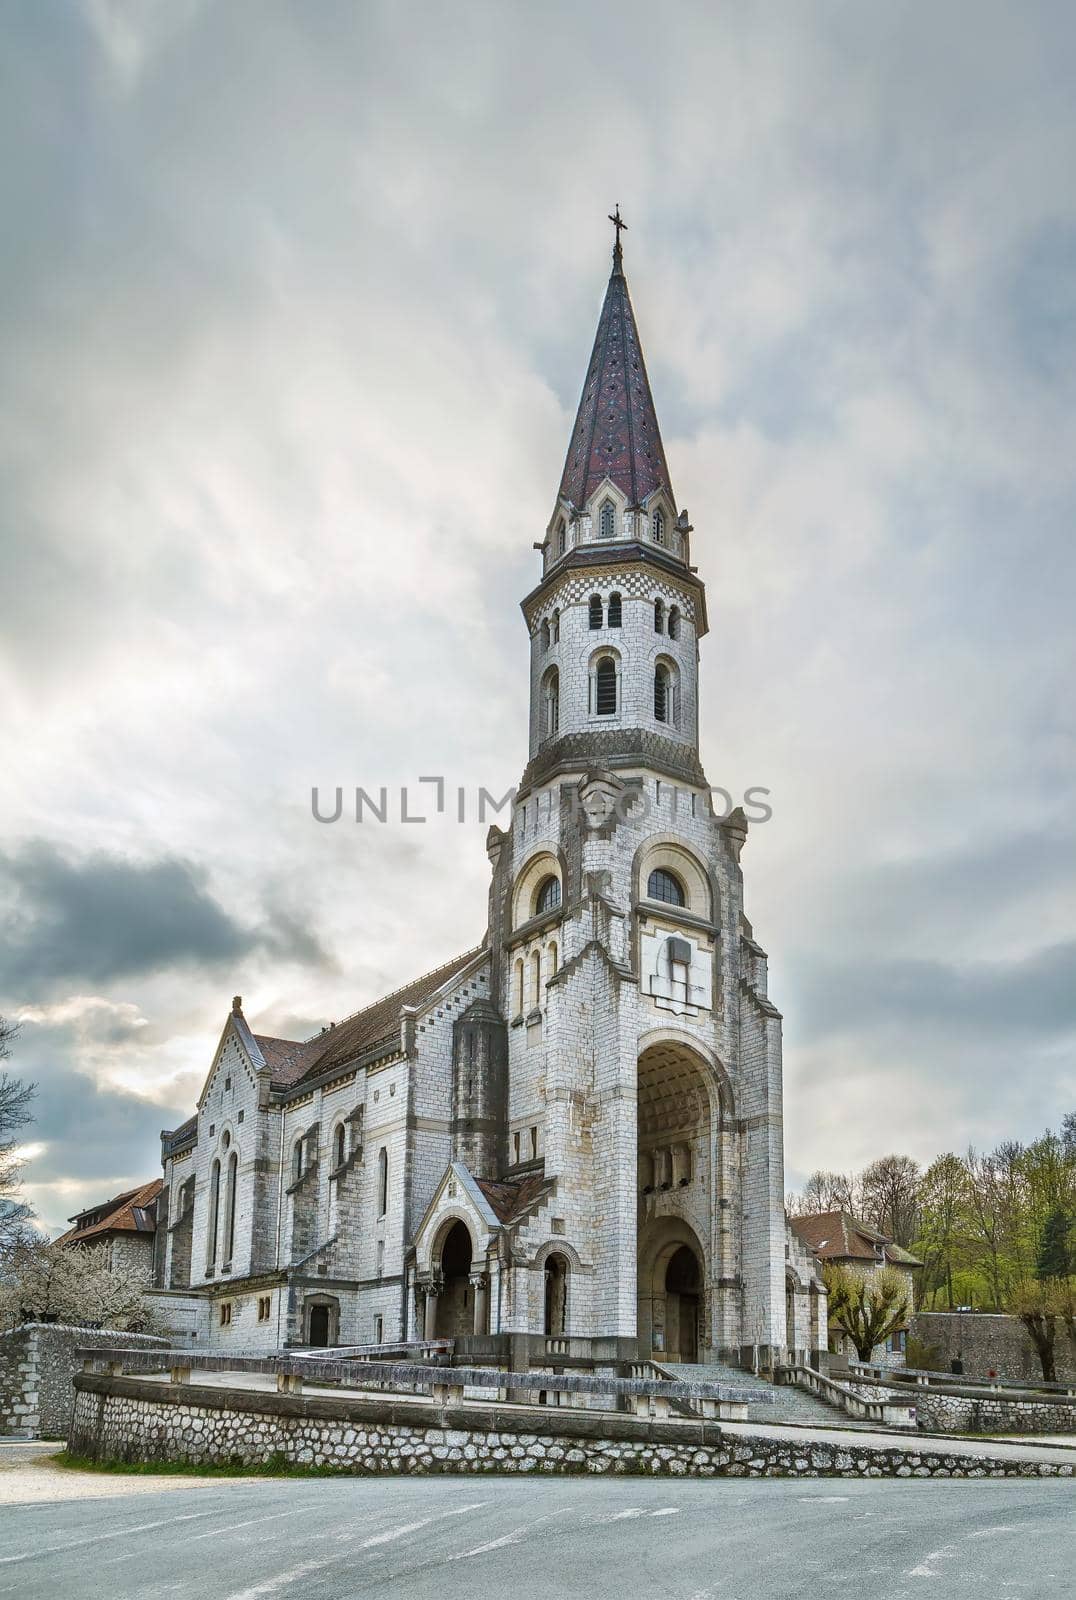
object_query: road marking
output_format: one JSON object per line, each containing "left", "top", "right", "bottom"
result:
{"left": 187, "top": 1510, "right": 309, "bottom": 1542}
{"left": 650, "top": 1507, "right": 681, "bottom": 1516}
{"left": 0, "top": 1510, "right": 215, "bottom": 1567}
{"left": 799, "top": 1496, "right": 849, "bottom": 1503}
{"left": 966, "top": 1526, "right": 1017, "bottom": 1538}
{"left": 224, "top": 1558, "right": 332, "bottom": 1600}
{"left": 336, "top": 1501, "right": 490, "bottom": 1548}
{"left": 602, "top": 1508, "right": 645, "bottom": 1521}
{"left": 450, "top": 1507, "right": 572, "bottom": 1560}
{"left": 909, "top": 1545, "right": 958, "bottom": 1577}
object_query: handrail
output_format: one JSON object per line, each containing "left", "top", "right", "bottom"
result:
{"left": 842, "top": 1364, "right": 1076, "bottom": 1407}
{"left": 777, "top": 1364, "right": 916, "bottom": 1428}
{"left": 75, "top": 1346, "right": 770, "bottom": 1407}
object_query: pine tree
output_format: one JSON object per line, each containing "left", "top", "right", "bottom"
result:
{"left": 1035, "top": 1206, "right": 1072, "bottom": 1282}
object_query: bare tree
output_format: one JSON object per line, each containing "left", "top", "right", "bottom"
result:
{"left": 789, "top": 1169, "right": 862, "bottom": 1216}
{"left": 0, "top": 1018, "right": 37, "bottom": 1254}
{"left": 860, "top": 1154, "right": 920, "bottom": 1245}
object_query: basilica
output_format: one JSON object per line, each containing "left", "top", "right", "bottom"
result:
{"left": 150, "top": 226, "right": 826, "bottom": 1371}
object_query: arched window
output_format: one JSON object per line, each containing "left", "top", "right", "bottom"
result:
{"left": 652, "top": 508, "right": 665, "bottom": 545}
{"left": 547, "top": 941, "right": 558, "bottom": 981}
{"left": 551, "top": 608, "right": 560, "bottom": 644}
{"left": 555, "top": 518, "right": 566, "bottom": 558}
{"left": 514, "top": 957, "right": 525, "bottom": 1016}
{"left": 377, "top": 1147, "right": 388, "bottom": 1218}
{"left": 206, "top": 1158, "right": 220, "bottom": 1269}
{"left": 594, "top": 656, "right": 617, "bottom": 716}
{"left": 588, "top": 594, "right": 603, "bottom": 629}
{"left": 223, "top": 1151, "right": 237, "bottom": 1266}
{"left": 654, "top": 598, "right": 665, "bottom": 634}
{"left": 668, "top": 606, "right": 680, "bottom": 640}
{"left": 647, "top": 867, "right": 685, "bottom": 906}
{"left": 608, "top": 591, "right": 622, "bottom": 628}
{"left": 292, "top": 1139, "right": 304, "bottom": 1183}
{"left": 536, "top": 875, "right": 561, "bottom": 915}
{"left": 544, "top": 1253, "right": 569, "bottom": 1335}
{"left": 540, "top": 618, "right": 550, "bottom": 652}
{"left": 530, "top": 949, "right": 541, "bottom": 1008}
{"left": 654, "top": 662, "right": 670, "bottom": 723}
{"left": 333, "top": 1123, "right": 346, "bottom": 1169}
{"left": 542, "top": 669, "right": 559, "bottom": 741}
{"left": 221, "top": 1129, "right": 230, "bottom": 1152}
{"left": 599, "top": 499, "right": 615, "bottom": 538}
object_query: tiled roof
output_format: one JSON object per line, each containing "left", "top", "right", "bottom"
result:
{"left": 253, "top": 1034, "right": 326, "bottom": 1089}
{"left": 476, "top": 1172, "right": 554, "bottom": 1226}
{"left": 56, "top": 1177, "right": 163, "bottom": 1245}
{"left": 558, "top": 245, "right": 674, "bottom": 512}
{"left": 790, "top": 1210, "right": 922, "bottom": 1269}
{"left": 288, "top": 947, "right": 484, "bottom": 1086}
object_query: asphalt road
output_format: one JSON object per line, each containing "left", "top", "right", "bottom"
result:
{"left": 1, "top": 1457, "right": 1073, "bottom": 1600}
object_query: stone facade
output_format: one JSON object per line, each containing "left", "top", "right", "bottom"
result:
{"left": 0, "top": 1324, "right": 166, "bottom": 1439}
{"left": 912, "top": 1311, "right": 1076, "bottom": 1384}
{"left": 68, "top": 1374, "right": 1072, "bottom": 1478}
{"left": 148, "top": 241, "right": 819, "bottom": 1371}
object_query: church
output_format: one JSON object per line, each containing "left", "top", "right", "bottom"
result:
{"left": 150, "top": 222, "right": 827, "bottom": 1372}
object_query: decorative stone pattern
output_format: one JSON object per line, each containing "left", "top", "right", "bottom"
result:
{"left": 69, "top": 1376, "right": 1073, "bottom": 1478}
{"left": 0, "top": 1324, "right": 166, "bottom": 1439}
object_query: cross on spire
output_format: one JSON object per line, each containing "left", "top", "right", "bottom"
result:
{"left": 608, "top": 204, "right": 627, "bottom": 271}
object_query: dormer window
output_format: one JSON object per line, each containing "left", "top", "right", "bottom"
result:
{"left": 652, "top": 508, "right": 665, "bottom": 545}
{"left": 599, "top": 499, "right": 615, "bottom": 539}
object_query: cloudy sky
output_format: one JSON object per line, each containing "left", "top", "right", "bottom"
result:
{"left": 2, "top": 1, "right": 1074, "bottom": 1232}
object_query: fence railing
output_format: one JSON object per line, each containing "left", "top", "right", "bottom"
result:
{"left": 777, "top": 1364, "right": 917, "bottom": 1428}
{"left": 76, "top": 1347, "right": 766, "bottom": 1422}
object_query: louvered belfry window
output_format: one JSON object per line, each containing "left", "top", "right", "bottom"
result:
{"left": 599, "top": 500, "right": 616, "bottom": 538}
{"left": 654, "top": 663, "right": 669, "bottom": 722}
{"left": 589, "top": 594, "right": 603, "bottom": 629}
{"left": 608, "top": 592, "right": 622, "bottom": 627}
{"left": 595, "top": 657, "right": 617, "bottom": 715}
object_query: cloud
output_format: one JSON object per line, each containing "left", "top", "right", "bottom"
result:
{"left": 1, "top": 1, "right": 1074, "bottom": 1218}
{"left": 0, "top": 841, "right": 327, "bottom": 996}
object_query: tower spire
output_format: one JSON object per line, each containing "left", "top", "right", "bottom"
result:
{"left": 557, "top": 214, "right": 674, "bottom": 512}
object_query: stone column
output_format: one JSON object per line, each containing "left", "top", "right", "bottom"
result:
{"left": 421, "top": 1274, "right": 442, "bottom": 1340}
{"left": 470, "top": 1272, "right": 489, "bottom": 1335}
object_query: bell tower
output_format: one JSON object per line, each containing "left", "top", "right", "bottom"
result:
{"left": 482, "top": 216, "right": 799, "bottom": 1371}
{"left": 521, "top": 215, "right": 707, "bottom": 792}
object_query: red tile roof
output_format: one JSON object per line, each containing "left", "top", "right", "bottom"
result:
{"left": 56, "top": 1177, "right": 162, "bottom": 1245}
{"left": 790, "top": 1210, "right": 922, "bottom": 1268}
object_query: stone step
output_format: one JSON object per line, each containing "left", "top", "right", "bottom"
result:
{"left": 656, "top": 1361, "right": 875, "bottom": 1430}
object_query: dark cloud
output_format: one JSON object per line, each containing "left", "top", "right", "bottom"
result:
{"left": 0, "top": 841, "right": 328, "bottom": 996}
{"left": 794, "top": 940, "right": 1076, "bottom": 1044}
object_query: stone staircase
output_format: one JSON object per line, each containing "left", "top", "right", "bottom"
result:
{"left": 656, "top": 1360, "right": 874, "bottom": 1430}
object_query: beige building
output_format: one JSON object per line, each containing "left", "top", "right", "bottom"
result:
{"left": 790, "top": 1210, "right": 921, "bottom": 1365}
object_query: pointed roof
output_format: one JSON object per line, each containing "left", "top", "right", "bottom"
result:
{"left": 558, "top": 235, "right": 674, "bottom": 512}
{"left": 56, "top": 1178, "right": 163, "bottom": 1245}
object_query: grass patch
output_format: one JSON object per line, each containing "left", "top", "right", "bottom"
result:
{"left": 50, "top": 1450, "right": 355, "bottom": 1480}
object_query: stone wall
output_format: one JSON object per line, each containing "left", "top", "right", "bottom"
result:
{"left": 68, "top": 1374, "right": 1073, "bottom": 1478}
{"left": 842, "top": 1378, "right": 1076, "bottom": 1436}
{"left": 0, "top": 1325, "right": 166, "bottom": 1439}
{"left": 912, "top": 1312, "right": 1076, "bottom": 1384}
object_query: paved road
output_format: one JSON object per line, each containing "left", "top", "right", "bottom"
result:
{"left": 1, "top": 1447, "right": 1073, "bottom": 1600}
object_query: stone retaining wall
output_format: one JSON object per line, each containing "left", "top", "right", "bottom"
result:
{"left": 0, "top": 1325, "right": 167, "bottom": 1438}
{"left": 912, "top": 1312, "right": 1076, "bottom": 1384}
{"left": 842, "top": 1379, "right": 1076, "bottom": 1436}
{"left": 69, "top": 1375, "right": 1073, "bottom": 1478}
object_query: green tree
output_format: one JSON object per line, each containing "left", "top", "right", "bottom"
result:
{"left": 1035, "top": 1206, "right": 1073, "bottom": 1281}
{"left": 822, "top": 1263, "right": 910, "bottom": 1363}
{"left": 1010, "top": 1278, "right": 1061, "bottom": 1384}
{"left": 915, "top": 1154, "right": 971, "bottom": 1309}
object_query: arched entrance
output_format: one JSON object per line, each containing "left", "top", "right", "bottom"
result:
{"left": 435, "top": 1221, "right": 473, "bottom": 1338}
{"left": 544, "top": 1254, "right": 569, "bottom": 1335}
{"left": 637, "top": 1038, "right": 717, "bottom": 1362}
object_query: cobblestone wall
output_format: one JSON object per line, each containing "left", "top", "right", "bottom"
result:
{"left": 843, "top": 1379, "right": 1076, "bottom": 1436}
{"left": 0, "top": 1325, "right": 166, "bottom": 1438}
{"left": 69, "top": 1375, "right": 1073, "bottom": 1478}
